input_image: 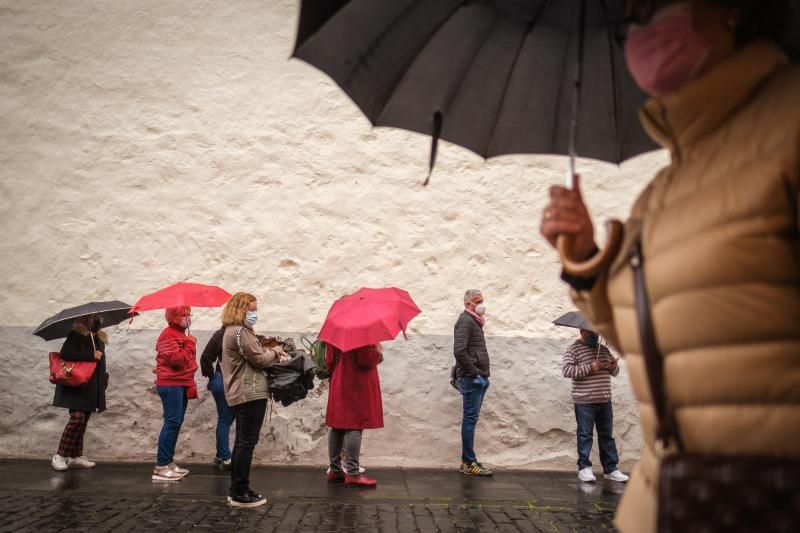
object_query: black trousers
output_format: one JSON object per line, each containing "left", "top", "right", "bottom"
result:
{"left": 230, "top": 399, "right": 267, "bottom": 497}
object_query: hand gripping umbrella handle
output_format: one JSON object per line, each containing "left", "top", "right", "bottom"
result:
{"left": 557, "top": 219, "right": 625, "bottom": 278}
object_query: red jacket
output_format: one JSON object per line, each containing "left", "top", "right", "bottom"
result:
{"left": 154, "top": 325, "right": 198, "bottom": 399}
{"left": 325, "top": 345, "right": 383, "bottom": 430}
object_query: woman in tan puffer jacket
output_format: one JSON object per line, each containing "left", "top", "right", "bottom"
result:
{"left": 541, "top": 1, "right": 800, "bottom": 532}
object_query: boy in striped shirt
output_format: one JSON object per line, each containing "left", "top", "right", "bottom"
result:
{"left": 561, "top": 329, "right": 629, "bottom": 483}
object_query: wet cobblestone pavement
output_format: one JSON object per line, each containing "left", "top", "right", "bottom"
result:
{"left": 0, "top": 460, "right": 623, "bottom": 532}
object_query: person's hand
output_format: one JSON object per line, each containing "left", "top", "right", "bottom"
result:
{"left": 606, "top": 358, "right": 618, "bottom": 372}
{"left": 540, "top": 174, "right": 597, "bottom": 261}
{"left": 590, "top": 360, "right": 603, "bottom": 372}
{"left": 187, "top": 334, "right": 197, "bottom": 344}
{"left": 273, "top": 347, "right": 288, "bottom": 363}
{"left": 93, "top": 350, "right": 103, "bottom": 361}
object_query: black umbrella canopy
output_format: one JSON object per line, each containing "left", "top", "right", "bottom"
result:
{"left": 553, "top": 310, "right": 595, "bottom": 331}
{"left": 33, "top": 300, "right": 136, "bottom": 341}
{"left": 293, "top": 0, "right": 657, "bottom": 165}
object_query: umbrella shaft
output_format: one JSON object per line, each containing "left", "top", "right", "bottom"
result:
{"left": 567, "top": 0, "right": 587, "bottom": 190}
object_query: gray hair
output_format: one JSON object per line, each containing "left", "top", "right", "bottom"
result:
{"left": 463, "top": 289, "right": 482, "bottom": 304}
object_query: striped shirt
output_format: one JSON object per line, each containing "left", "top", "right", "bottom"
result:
{"left": 561, "top": 340, "right": 619, "bottom": 404}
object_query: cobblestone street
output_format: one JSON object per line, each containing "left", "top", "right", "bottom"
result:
{"left": 0, "top": 460, "right": 622, "bottom": 532}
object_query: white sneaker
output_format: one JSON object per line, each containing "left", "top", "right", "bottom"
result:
{"left": 152, "top": 464, "right": 187, "bottom": 482}
{"left": 578, "top": 467, "right": 596, "bottom": 482}
{"left": 604, "top": 470, "right": 629, "bottom": 482}
{"left": 51, "top": 454, "right": 69, "bottom": 471}
{"left": 68, "top": 456, "right": 96, "bottom": 469}
{"left": 170, "top": 463, "right": 190, "bottom": 475}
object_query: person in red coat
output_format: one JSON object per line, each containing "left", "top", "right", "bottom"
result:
{"left": 152, "top": 305, "right": 198, "bottom": 482}
{"left": 325, "top": 342, "right": 383, "bottom": 487}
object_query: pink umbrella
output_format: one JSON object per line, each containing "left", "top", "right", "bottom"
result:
{"left": 318, "top": 287, "right": 421, "bottom": 352}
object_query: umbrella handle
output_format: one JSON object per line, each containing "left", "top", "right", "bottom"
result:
{"left": 557, "top": 219, "right": 624, "bottom": 278}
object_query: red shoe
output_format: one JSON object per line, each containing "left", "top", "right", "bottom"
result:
{"left": 327, "top": 470, "right": 345, "bottom": 483}
{"left": 345, "top": 474, "right": 377, "bottom": 487}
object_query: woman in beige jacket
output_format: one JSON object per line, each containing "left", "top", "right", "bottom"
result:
{"left": 541, "top": 1, "right": 799, "bottom": 532}
{"left": 220, "top": 292, "right": 286, "bottom": 508}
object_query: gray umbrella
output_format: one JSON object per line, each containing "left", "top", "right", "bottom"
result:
{"left": 553, "top": 311, "right": 594, "bottom": 331}
{"left": 33, "top": 300, "right": 136, "bottom": 341}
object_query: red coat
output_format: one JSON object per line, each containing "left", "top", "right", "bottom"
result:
{"left": 154, "top": 325, "right": 198, "bottom": 399}
{"left": 325, "top": 345, "right": 383, "bottom": 429}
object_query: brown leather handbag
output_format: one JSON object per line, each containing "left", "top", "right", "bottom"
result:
{"left": 629, "top": 241, "right": 800, "bottom": 533}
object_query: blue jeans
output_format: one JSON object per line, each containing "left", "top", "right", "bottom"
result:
{"left": 574, "top": 402, "right": 619, "bottom": 474}
{"left": 459, "top": 375, "right": 490, "bottom": 464}
{"left": 156, "top": 386, "right": 187, "bottom": 466}
{"left": 209, "top": 368, "right": 235, "bottom": 461}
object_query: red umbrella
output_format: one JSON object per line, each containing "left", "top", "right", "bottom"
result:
{"left": 130, "top": 282, "right": 231, "bottom": 315}
{"left": 318, "top": 287, "right": 422, "bottom": 352}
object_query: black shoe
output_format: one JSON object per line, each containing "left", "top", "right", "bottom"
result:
{"left": 228, "top": 492, "right": 267, "bottom": 508}
{"left": 214, "top": 457, "right": 232, "bottom": 470}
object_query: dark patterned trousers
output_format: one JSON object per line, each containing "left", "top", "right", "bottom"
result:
{"left": 57, "top": 410, "right": 92, "bottom": 458}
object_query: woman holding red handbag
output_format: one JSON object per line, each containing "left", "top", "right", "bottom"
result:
{"left": 51, "top": 315, "right": 107, "bottom": 471}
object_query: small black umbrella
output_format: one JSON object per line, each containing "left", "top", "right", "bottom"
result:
{"left": 553, "top": 310, "right": 594, "bottom": 331}
{"left": 33, "top": 300, "right": 136, "bottom": 341}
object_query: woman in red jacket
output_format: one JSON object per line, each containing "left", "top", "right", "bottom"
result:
{"left": 152, "top": 306, "right": 198, "bottom": 482}
{"left": 325, "top": 342, "right": 383, "bottom": 487}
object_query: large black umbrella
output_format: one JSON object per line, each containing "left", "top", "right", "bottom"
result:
{"left": 293, "top": 0, "right": 655, "bottom": 169}
{"left": 33, "top": 300, "right": 136, "bottom": 341}
{"left": 293, "top": 0, "right": 651, "bottom": 275}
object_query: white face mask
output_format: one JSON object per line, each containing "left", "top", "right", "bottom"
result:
{"left": 244, "top": 311, "right": 258, "bottom": 327}
{"left": 474, "top": 303, "right": 486, "bottom": 316}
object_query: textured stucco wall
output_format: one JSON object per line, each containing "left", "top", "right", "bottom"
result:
{"left": 0, "top": 0, "right": 668, "bottom": 469}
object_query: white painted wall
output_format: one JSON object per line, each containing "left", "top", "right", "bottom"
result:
{"left": 0, "top": 0, "right": 667, "bottom": 469}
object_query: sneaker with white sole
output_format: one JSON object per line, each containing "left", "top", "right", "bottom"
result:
{"left": 228, "top": 491, "right": 267, "bottom": 508}
{"left": 604, "top": 470, "right": 629, "bottom": 482}
{"left": 152, "top": 464, "right": 187, "bottom": 482}
{"left": 170, "top": 463, "right": 189, "bottom": 475}
{"left": 68, "top": 456, "right": 96, "bottom": 469}
{"left": 51, "top": 454, "right": 69, "bottom": 471}
{"left": 578, "top": 467, "right": 596, "bottom": 482}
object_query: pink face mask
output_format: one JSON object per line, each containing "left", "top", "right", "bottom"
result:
{"left": 624, "top": 3, "right": 711, "bottom": 96}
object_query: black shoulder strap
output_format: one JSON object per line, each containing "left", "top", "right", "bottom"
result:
{"left": 629, "top": 241, "right": 682, "bottom": 450}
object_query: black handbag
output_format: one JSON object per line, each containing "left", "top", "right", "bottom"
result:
{"left": 629, "top": 241, "right": 800, "bottom": 533}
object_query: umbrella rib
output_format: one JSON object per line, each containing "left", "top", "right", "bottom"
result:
{"left": 483, "top": 0, "right": 553, "bottom": 157}
{"left": 550, "top": 3, "right": 579, "bottom": 157}
{"left": 373, "top": 3, "right": 465, "bottom": 123}
{"left": 431, "top": 10, "right": 500, "bottom": 133}
{"left": 344, "top": 0, "right": 457, "bottom": 118}
{"left": 600, "top": 0, "right": 622, "bottom": 163}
